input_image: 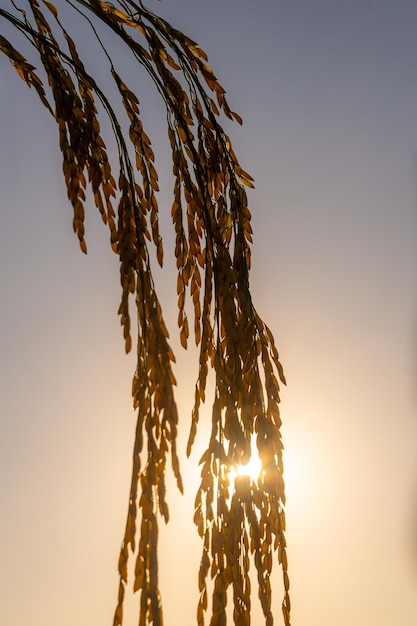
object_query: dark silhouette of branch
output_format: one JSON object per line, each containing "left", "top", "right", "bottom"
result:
{"left": 0, "top": 2, "right": 290, "bottom": 625}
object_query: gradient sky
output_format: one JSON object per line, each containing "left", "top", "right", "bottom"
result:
{"left": 1, "top": 1, "right": 417, "bottom": 625}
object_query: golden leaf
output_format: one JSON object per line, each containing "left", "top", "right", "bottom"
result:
{"left": 231, "top": 111, "right": 243, "bottom": 125}
{"left": 42, "top": 1, "right": 58, "bottom": 17}
{"left": 113, "top": 603, "right": 123, "bottom": 626}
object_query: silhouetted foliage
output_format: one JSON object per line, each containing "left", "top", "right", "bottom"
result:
{"left": 0, "top": 2, "right": 290, "bottom": 625}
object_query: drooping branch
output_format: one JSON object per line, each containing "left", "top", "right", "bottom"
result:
{"left": 0, "top": 2, "right": 290, "bottom": 625}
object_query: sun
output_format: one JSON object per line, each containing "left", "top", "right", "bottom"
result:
{"left": 229, "top": 451, "right": 263, "bottom": 483}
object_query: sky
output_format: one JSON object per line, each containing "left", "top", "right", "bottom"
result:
{"left": 1, "top": 0, "right": 417, "bottom": 625}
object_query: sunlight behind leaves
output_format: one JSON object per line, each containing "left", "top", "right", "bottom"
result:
{"left": 229, "top": 436, "right": 263, "bottom": 484}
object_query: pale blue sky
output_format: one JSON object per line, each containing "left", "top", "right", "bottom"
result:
{"left": 1, "top": 1, "right": 417, "bottom": 625}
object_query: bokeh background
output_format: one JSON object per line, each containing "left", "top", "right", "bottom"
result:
{"left": 1, "top": 0, "right": 416, "bottom": 624}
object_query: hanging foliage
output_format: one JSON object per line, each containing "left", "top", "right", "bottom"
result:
{"left": 0, "top": 1, "right": 290, "bottom": 625}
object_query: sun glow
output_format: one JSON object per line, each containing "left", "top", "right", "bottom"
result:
{"left": 229, "top": 451, "right": 263, "bottom": 484}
